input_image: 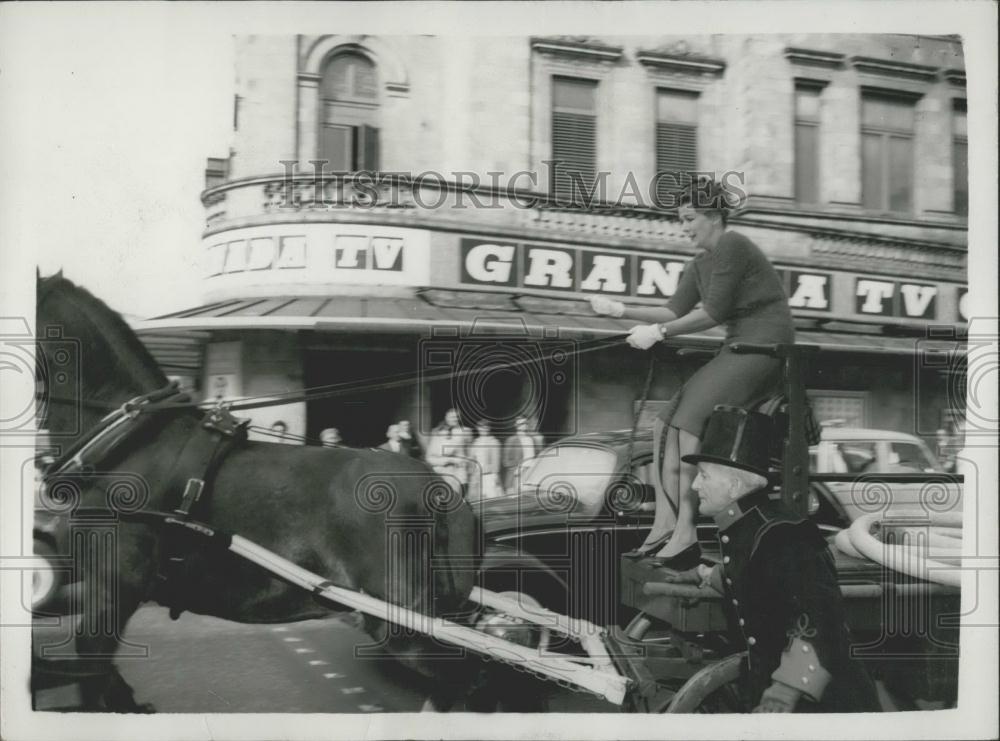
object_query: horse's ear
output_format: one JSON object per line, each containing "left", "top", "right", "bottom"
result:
{"left": 55, "top": 268, "right": 64, "bottom": 280}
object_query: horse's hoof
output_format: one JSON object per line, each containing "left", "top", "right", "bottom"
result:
{"left": 134, "top": 702, "right": 157, "bottom": 714}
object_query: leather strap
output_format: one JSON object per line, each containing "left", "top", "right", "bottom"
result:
{"left": 155, "top": 407, "right": 247, "bottom": 619}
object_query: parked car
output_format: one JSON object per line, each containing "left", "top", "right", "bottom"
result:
{"left": 809, "top": 425, "right": 962, "bottom": 523}
{"left": 476, "top": 425, "right": 961, "bottom": 626}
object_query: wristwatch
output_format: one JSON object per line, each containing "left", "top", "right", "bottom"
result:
{"left": 657, "top": 323, "right": 668, "bottom": 339}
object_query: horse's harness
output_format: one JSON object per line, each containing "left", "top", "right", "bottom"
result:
{"left": 43, "top": 382, "right": 249, "bottom": 619}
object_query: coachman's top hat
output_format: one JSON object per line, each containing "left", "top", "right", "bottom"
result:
{"left": 682, "top": 405, "right": 772, "bottom": 478}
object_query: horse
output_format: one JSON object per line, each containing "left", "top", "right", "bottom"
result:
{"left": 33, "top": 273, "right": 485, "bottom": 712}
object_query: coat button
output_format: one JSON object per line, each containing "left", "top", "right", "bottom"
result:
{"left": 726, "top": 578, "right": 733, "bottom": 585}
{"left": 747, "top": 637, "right": 756, "bottom": 646}
{"left": 732, "top": 599, "right": 739, "bottom": 606}
{"left": 802, "top": 677, "right": 809, "bottom": 685}
{"left": 727, "top": 509, "right": 736, "bottom": 516}
{"left": 738, "top": 618, "right": 745, "bottom": 626}
{"left": 723, "top": 556, "right": 731, "bottom": 564}
{"left": 721, "top": 535, "right": 730, "bottom": 544}
{"left": 808, "top": 664, "right": 815, "bottom": 671}
{"left": 802, "top": 645, "right": 810, "bottom": 653}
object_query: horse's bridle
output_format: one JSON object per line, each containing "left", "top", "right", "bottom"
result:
{"left": 43, "top": 382, "right": 190, "bottom": 480}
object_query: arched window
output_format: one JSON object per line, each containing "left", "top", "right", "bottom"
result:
{"left": 319, "top": 52, "right": 380, "bottom": 171}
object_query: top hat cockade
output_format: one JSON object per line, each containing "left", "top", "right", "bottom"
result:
{"left": 682, "top": 405, "right": 773, "bottom": 478}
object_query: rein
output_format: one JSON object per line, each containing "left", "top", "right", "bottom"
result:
{"left": 42, "top": 332, "right": 655, "bottom": 416}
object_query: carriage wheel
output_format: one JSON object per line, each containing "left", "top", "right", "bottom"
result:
{"left": 664, "top": 653, "right": 745, "bottom": 713}
{"left": 621, "top": 612, "right": 746, "bottom": 713}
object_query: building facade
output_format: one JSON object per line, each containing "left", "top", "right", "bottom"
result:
{"left": 137, "top": 34, "right": 968, "bottom": 449}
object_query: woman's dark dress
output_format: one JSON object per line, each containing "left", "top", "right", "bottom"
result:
{"left": 662, "top": 231, "right": 795, "bottom": 435}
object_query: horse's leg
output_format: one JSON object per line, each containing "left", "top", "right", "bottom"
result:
{"left": 68, "top": 526, "right": 156, "bottom": 713}
{"left": 74, "top": 588, "right": 151, "bottom": 712}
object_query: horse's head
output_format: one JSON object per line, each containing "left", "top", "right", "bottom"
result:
{"left": 36, "top": 273, "right": 168, "bottom": 450}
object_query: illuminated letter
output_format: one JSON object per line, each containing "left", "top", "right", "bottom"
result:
{"left": 581, "top": 255, "right": 627, "bottom": 293}
{"left": 788, "top": 274, "right": 830, "bottom": 310}
{"left": 637, "top": 260, "right": 684, "bottom": 297}
{"left": 524, "top": 249, "right": 574, "bottom": 289}
{"left": 465, "top": 243, "right": 515, "bottom": 283}
{"left": 856, "top": 279, "right": 895, "bottom": 315}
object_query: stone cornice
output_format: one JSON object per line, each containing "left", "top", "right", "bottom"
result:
{"left": 530, "top": 37, "right": 623, "bottom": 63}
{"left": 636, "top": 50, "right": 726, "bottom": 76}
{"left": 784, "top": 47, "right": 846, "bottom": 69}
{"left": 944, "top": 68, "right": 967, "bottom": 87}
{"left": 850, "top": 56, "right": 940, "bottom": 82}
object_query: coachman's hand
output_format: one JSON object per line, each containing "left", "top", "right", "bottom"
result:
{"left": 753, "top": 682, "right": 801, "bottom": 713}
{"left": 590, "top": 296, "right": 626, "bottom": 318}
{"left": 626, "top": 324, "right": 662, "bottom": 350}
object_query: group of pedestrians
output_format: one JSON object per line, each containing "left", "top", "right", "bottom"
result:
{"left": 421, "top": 408, "right": 543, "bottom": 500}
{"left": 377, "top": 420, "right": 423, "bottom": 458}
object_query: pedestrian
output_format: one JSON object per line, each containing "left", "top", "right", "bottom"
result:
{"left": 379, "top": 424, "right": 405, "bottom": 454}
{"left": 425, "top": 408, "right": 472, "bottom": 496}
{"left": 320, "top": 427, "right": 342, "bottom": 447}
{"left": 662, "top": 405, "right": 881, "bottom": 713}
{"left": 502, "top": 416, "right": 544, "bottom": 494}
{"left": 468, "top": 420, "right": 503, "bottom": 500}
{"left": 397, "top": 419, "right": 424, "bottom": 459}
{"left": 592, "top": 179, "right": 794, "bottom": 568}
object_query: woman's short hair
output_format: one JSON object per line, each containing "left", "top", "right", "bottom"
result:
{"left": 678, "top": 180, "right": 739, "bottom": 227}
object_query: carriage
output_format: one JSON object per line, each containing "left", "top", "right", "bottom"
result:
{"left": 30, "top": 276, "right": 963, "bottom": 713}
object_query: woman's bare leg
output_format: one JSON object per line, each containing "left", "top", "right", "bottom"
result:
{"left": 640, "top": 418, "right": 678, "bottom": 546}
{"left": 656, "top": 428, "right": 700, "bottom": 558}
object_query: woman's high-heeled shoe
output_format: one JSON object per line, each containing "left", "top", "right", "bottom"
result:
{"left": 648, "top": 542, "right": 702, "bottom": 571}
{"left": 623, "top": 531, "right": 672, "bottom": 559}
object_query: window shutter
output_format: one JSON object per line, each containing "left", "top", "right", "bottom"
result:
{"left": 360, "top": 125, "right": 380, "bottom": 171}
{"left": 655, "top": 122, "right": 697, "bottom": 201}
{"left": 794, "top": 123, "right": 819, "bottom": 204}
{"left": 551, "top": 111, "right": 597, "bottom": 203}
{"left": 319, "top": 124, "right": 352, "bottom": 171}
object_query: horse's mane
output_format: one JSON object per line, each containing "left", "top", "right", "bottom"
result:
{"left": 38, "top": 274, "right": 168, "bottom": 388}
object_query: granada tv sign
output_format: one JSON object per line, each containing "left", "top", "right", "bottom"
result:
{"left": 459, "top": 238, "right": 832, "bottom": 310}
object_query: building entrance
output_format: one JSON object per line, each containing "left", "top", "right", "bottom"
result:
{"left": 303, "top": 339, "right": 415, "bottom": 447}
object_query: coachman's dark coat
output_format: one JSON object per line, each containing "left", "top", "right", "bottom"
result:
{"left": 711, "top": 492, "right": 881, "bottom": 712}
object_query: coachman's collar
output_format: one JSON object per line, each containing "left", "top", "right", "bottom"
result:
{"left": 712, "top": 489, "right": 770, "bottom": 532}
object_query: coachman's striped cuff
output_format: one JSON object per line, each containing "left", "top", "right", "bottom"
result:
{"left": 770, "top": 636, "right": 832, "bottom": 702}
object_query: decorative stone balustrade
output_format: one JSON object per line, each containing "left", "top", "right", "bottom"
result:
{"left": 201, "top": 173, "right": 966, "bottom": 278}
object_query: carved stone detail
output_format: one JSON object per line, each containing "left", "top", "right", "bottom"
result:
{"left": 636, "top": 50, "right": 726, "bottom": 76}
{"left": 850, "top": 55, "right": 940, "bottom": 82}
{"left": 784, "top": 47, "right": 846, "bottom": 69}
{"left": 530, "top": 36, "right": 623, "bottom": 63}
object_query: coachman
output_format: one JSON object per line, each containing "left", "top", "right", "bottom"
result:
{"left": 664, "top": 405, "right": 881, "bottom": 713}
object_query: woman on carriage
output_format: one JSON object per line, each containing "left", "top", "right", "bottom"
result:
{"left": 591, "top": 179, "right": 794, "bottom": 567}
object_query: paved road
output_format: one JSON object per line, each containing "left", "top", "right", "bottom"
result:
{"left": 32, "top": 606, "right": 617, "bottom": 713}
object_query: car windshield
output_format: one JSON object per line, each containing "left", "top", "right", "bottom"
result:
{"left": 521, "top": 445, "right": 618, "bottom": 514}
